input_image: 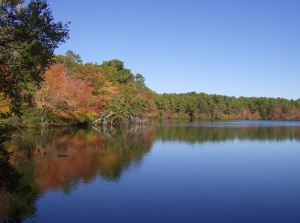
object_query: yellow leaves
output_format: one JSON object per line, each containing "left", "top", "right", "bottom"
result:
{"left": 72, "top": 110, "right": 98, "bottom": 123}
{"left": 5, "top": 145, "right": 18, "bottom": 154}
{"left": 252, "top": 111, "right": 261, "bottom": 120}
{"left": 0, "top": 92, "right": 11, "bottom": 115}
{"left": 100, "top": 84, "right": 118, "bottom": 98}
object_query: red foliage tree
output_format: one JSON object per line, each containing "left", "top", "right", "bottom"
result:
{"left": 35, "top": 64, "right": 99, "bottom": 123}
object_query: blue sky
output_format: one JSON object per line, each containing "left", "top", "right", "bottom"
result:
{"left": 48, "top": 0, "right": 299, "bottom": 99}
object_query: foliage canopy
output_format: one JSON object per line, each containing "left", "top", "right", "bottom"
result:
{"left": 0, "top": 0, "right": 69, "bottom": 113}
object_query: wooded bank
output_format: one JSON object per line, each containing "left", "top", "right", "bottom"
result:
{"left": 1, "top": 1, "right": 299, "bottom": 129}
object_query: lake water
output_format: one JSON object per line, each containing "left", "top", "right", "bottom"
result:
{"left": 0, "top": 120, "right": 300, "bottom": 223}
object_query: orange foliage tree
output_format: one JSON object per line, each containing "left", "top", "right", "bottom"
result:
{"left": 35, "top": 64, "right": 100, "bottom": 123}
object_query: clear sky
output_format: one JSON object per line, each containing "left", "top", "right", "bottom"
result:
{"left": 48, "top": 0, "right": 299, "bottom": 99}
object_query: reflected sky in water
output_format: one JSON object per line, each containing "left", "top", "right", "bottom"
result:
{"left": 1, "top": 121, "right": 300, "bottom": 223}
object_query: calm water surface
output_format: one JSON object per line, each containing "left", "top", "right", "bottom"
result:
{"left": 0, "top": 120, "right": 300, "bottom": 223}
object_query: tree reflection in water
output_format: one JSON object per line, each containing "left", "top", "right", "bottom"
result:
{"left": 0, "top": 131, "right": 35, "bottom": 223}
{"left": 157, "top": 123, "right": 300, "bottom": 143}
{"left": 0, "top": 125, "right": 155, "bottom": 222}
{"left": 0, "top": 121, "right": 299, "bottom": 222}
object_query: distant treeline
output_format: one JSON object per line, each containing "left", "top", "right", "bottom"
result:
{"left": 155, "top": 92, "right": 300, "bottom": 120}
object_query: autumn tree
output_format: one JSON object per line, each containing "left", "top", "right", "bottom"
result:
{"left": 35, "top": 64, "right": 99, "bottom": 124}
{"left": 0, "top": 0, "right": 69, "bottom": 114}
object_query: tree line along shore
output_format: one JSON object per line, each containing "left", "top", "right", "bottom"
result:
{"left": 1, "top": 1, "right": 299, "bottom": 130}
{"left": 1, "top": 50, "right": 300, "bottom": 129}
